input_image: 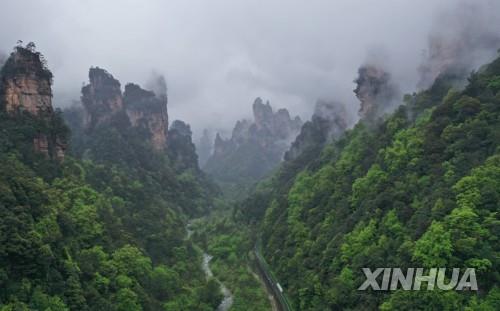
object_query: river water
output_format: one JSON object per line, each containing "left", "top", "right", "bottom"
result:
{"left": 202, "top": 253, "right": 234, "bottom": 311}
{"left": 187, "top": 222, "right": 234, "bottom": 311}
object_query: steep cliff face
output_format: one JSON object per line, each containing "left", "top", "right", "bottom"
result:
{"left": 31, "top": 134, "right": 66, "bottom": 161}
{"left": 251, "top": 98, "right": 302, "bottom": 143}
{"left": 3, "top": 77, "right": 52, "bottom": 115}
{"left": 204, "top": 98, "right": 302, "bottom": 193}
{"left": 253, "top": 98, "right": 273, "bottom": 129}
{"left": 81, "top": 67, "right": 123, "bottom": 128}
{"left": 0, "top": 44, "right": 67, "bottom": 160}
{"left": 124, "top": 83, "right": 168, "bottom": 150}
{"left": 0, "top": 45, "right": 53, "bottom": 116}
{"left": 354, "top": 64, "right": 400, "bottom": 121}
{"left": 79, "top": 68, "right": 169, "bottom": 150}
{"left": 212, "top": 132, "right": 233, "bottom": 157}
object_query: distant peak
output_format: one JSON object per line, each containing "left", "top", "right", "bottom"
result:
{"left": 354, "top": 64, "right": 400, "bottom": 121}
{"left": 253, "top": 97, "right": 274, "bottom": 127}
{"left": 170, "top": 120, "right": 192, "bottom": 137}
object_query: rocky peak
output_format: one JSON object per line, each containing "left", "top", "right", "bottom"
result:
{"left": 81, "top": 67, "right": 123, "bottom": 128}
{"left": 124, "top": 83, "right": 154, "bottom": 102}
{"left": 80, "top": 68, "right": 169, "bottom": 150}
{"left": 232, "top": 119, "right": 252, "bottom": 144}
{"left": 274, "top": 108, "right": 302, "bottom": 140}
{"left": 0, "top": 43, "right": 66, "bottom": 161}
{"left": 204, "top": 97, "right": 303, "bottom": 184}
{"left": 0, "top": 44, "right": 53, "bottom": 116}
{"left": 213, "top": 133, "right": 224, "bottom": 155}
{"left": 252, "top": 98, "right": 302, "bottom": 140}
{"left": 124, "top": 82, "right": 168, "bottom": 150}
{"left": 170, "top": 120, "right": 191, "bottom": 137}
{"left": 275, "top": 108, "right": 291, "bottom": 120}
{"left": 252, "top": 97, "right": 273, "bottom": 129}
{"left": 213, "top": 132, "right": 232, "bottom": 157}
{"left": 354, "top": 64, "right": 400, "bottom": 121}
{"left": 216, "top": 97, "right": 302, "bottom": 150}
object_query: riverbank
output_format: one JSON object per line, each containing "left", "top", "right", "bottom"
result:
{"left": 202, "top": 253, "right": 234, "bottom": 311}
{"left": 189, "top": 215, "right": 272, "bottom": 310}
{"left": 187, "top": 221, "right": 234, "bottom": 310}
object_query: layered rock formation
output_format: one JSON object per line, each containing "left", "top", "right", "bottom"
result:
{"left": 124, "top": 83, "right": 168, "bottom": 150}
{"left": 0, "top": 44, "right": 66, "bottom": 160}
{"left": 81, "top": 67, "right": 123, "bottom": 128}
{"left": 354, "top": 64, "right": 400, "bottom": 121}
{"left": 285, "top": 100, "right": 348, "bottom": 161}
{"left": 252, "top": 98, "right": 303, "bottom": 143}
{"left": 80, "top": 68, "right": 169, "bottom": 150}
{"left": 204, "top": 98, "right": 302, "bottom": 187}
{"left": 0, "top": 45, "right": 53, "bottom": 116}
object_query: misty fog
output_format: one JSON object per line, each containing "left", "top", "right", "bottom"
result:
{"left": 1, "top": 0, "right": 499, "bottom": 140}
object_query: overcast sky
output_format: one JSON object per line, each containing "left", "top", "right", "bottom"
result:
{"left": 1, "top": 0, "right": 499, "bottom": 138}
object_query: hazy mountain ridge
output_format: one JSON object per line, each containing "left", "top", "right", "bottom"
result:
{"left": 203, "top": 97, "right": 302, "bottom": 197}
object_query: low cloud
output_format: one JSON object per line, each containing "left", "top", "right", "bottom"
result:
{"left": 0, "top": 0, "right": 499, "bottom": 139}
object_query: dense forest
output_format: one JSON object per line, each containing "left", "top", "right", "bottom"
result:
{"left": 237, "top": 53, "right": 500, "bottom": 310}
{"left": 0, "top": 44, "right": 222, "bottom": 310}
{"left": 1, "top": 6, "right": 500, "bottom": 310}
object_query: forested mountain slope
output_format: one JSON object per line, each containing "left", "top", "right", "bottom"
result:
{"left": 0, "top": 44, "right": 221, "bottom": 311}
{"left": 240, "top": 54, "right": 500, "bottom": 310}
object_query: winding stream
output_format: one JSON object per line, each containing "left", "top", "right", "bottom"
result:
{"left": 187, "top": 222, "right": 234, "bottom": 311}
{"left": 202, "top": 253, "right": 234, "bottom": 311}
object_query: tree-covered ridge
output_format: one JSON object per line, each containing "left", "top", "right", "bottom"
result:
{"left": 0, "top": 45, "right": 222, "bottom": 310}
{"left": 0, "top": 155, "right": 221, "bottom": 310}
{"left": 242, "top": 54, "right": 500, "bottom": 310}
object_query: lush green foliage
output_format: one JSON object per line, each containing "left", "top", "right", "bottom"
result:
{"left": 192, "top": 213, "right": 272, "bottom": 311}
{"left": 242, "top": 55, "right": 500, "bottom": 310}
{"left": 0, "top": 57, "right": 221, "bottom": 310}
{"left": 0, "top": 136, "right": 220, "bottom": 310}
